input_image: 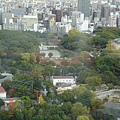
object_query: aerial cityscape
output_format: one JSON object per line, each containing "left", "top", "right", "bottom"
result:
{"left": 0, "top": 0, "right": 120, "bottom": 34}
{"left": 0, "top": 0, "right": 120, "bottom": 120}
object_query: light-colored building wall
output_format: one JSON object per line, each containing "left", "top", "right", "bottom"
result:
{"left": 71, "top": 11, "right": 83, "bottom": 27}
{"left": 3, "top": 23, "right": 21, "bottom": 30}
{"left": 22, "top": 14, "right": 38, "bottom": 31}
{"left": 56, "top": 84, "right": 78, "bottom": 94}
{"left": 65, "top": 23, "right": 72, "bottom": 33}
{"left": 0, "top": 92, "right": 6, "bottom": 99}
{"left": 77, "top": 19, "right": 88, "bottom": 32}
{"left": 0, "top": 73, "right": 13, "bottom": 83}
{"left": 109, "top": 12, "right": 116, "bottom": 27}
{"left": 113, "top": 43, "right": 120, "bottom": 50}
{"left": 49, "top": 17, "right": 56, "bottom": 32}
{"left": 2, "top": 12, "right": 13, "bottom": 24}
{"left": 51, "top": 76, "right": 76, "bottom": 86}
{"left": 112, "top": 38, "right": 120, "bottom": 50}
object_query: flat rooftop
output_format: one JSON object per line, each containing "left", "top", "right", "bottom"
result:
{"left": 52, "top": 76, "right": 74, "bottom": 79}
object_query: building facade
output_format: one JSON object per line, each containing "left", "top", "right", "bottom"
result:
{"left": 78, "top": 0, "right": 90, "bottom": 18}
{"left": 22, "top": 13, "right": 38, "bottom": 31}
{"left": 52, "top": 9, "right": 62, "bottom": 22}
{"left": 101, "top": 4, "right": 110, "bottom": 21}
{"left": 51, "top": 76, "right": 76, "bottom": 86}
{"left": 0, "top": 85, "right": 6, "bottom": 99}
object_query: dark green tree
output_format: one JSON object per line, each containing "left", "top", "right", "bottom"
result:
{"left": 0, "top": 98, "right": 4, "bottom": 109}
{"left": 71, "top": 102, "right": 90, "bottom": 119}
{"left": 0, "top": 110, "right": 11, "bottom": 120}
{"left": 48, "top": 52, "right": 53, "bottom": 58}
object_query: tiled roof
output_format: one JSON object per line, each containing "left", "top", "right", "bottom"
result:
{"left": 52, "top": 76, "right": 74, "bottom": 79}
{"left": 0, "top": 86, "right": 6, "bottom": 93}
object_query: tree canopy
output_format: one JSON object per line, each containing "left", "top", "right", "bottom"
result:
{"left": 60, "top": 29, "right": 90, "bottom": 51}
{"left": 0, "top": 30, "right": 39, "bottom": 53}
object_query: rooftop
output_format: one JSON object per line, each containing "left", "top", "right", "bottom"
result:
{"left": 0, "top": 86, "right": 6, "bottom": 93}
{"left": 52, "top": 76, "right": 74, "bottom": 79}
{"left": 1, "top": 73, "right": 13, "bottom": 76}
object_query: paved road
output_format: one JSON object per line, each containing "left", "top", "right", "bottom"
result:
{"left": 95, "top": 89, "right": 120, "bottom": 99}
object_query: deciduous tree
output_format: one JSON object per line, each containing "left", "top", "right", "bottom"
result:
{"left": 77, "top": 115, "right": 89, "bottom": 120}
{"left": 85, "top": 76, "right": 103, "bottom": 87}
{"left": 0, "top": 98, "right": 4, "bottom": 109}
{"left": 71, "top": 102, "right": 90, "bottom": 118}
{"left": 48, "top": 52, "right": 53, "bottom": 58}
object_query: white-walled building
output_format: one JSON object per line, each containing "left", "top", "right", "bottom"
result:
{"left": 77, "top": 13, "right": 84, "bottom": 23}
{"left": 65, "top": 23, "right": 72, "bottom": 33}
{"left": 109, "top": 12, "right": 117, "bottom": 27}
{"left": 77, "top": 18, "right": 89, "bottom": 32}
{"left": 0, "top": 73, "right": 13, "bottom": 83}
{"left": 49, "top": 16, "right": 56, "bottom": 32}
{"left": 0, "top": 84, "right": 6, "bottom": 99}
{"left": 51, "top": 76, "right": 76, "bottom": 86}
{"left": 56, "top": 22, "right": 72, "bottom": 34}
{"left": 61, "top": 15, "right": 68, "bottom": 23}
{"left": 89, "top": 23, "right": 94, "bottom": 33}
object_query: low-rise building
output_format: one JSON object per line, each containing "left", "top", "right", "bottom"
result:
{"left": 0, "top": 84, "right": 6, "bottom": 99}
{"left": 0, "top": 72, "right": 13, "bottom": 83}
{"left": 56, "top": 84, "right": 78, "bottom": 94}
{"left": 3, "top": 23, "right": 21, "bottom": 30}
{"left": 51, "top": 76, "right": 76, "bottom": 86}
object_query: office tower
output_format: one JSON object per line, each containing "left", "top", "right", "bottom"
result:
{"left": 93, "top": 11, "right": 101, "bottom": 21}
{"left": 71, "top": 11, "right": 84, "bottom": 27}
{"left": 117, "top": 16, "right": 120, "bottom": 28}
{"left": 109, "top": 12, "right": 116, "bottom": 27}
{"left": 78, "top": 0, "right": 90, "bottom": 18}
{"left": 49, "top": 14, "right": 56, "bottom": 31}
{"left": 52, "top": 8, "right": 62, "bottom": 22}
{"left": 101, "top": 4, "right": 110, "bottom": 20}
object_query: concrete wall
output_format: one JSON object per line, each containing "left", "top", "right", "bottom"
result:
{"left": 0, "top": 92, "right": 6, "bottom": 99}
{"left": 22, "top": 15, "right": 38, "bottom": 31}
{"left": 52, "top": 78, "right": 75, "bottom": 86}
